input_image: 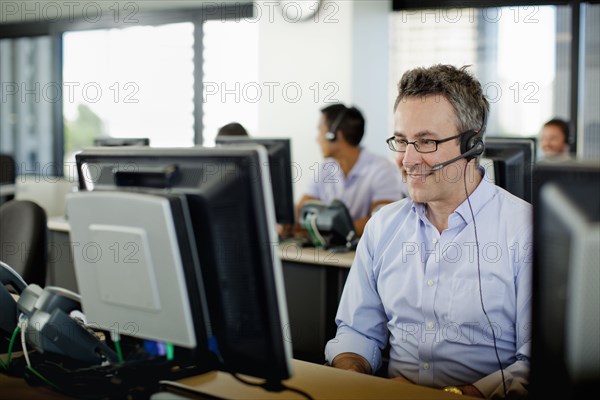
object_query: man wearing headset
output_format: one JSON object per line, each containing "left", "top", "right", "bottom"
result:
{"left": 539, "top": 118, "right": 571, "bottom": 161}
{"left": 296, "top": 104, "right": 405, "bottom": 237}
{"left": 325, "top": 65, "right": 532, "bottom": 399}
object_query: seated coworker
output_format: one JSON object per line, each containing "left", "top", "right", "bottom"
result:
{"left": 539, "top": 118, "right": 571, "bottom": 161}
{"left": 297, "top": 104, "right": 405, "bottom": 236}
{"left": 217, "top": 122, "right": 249, "bottom": 138}
{"left": 325, "top": 65, "right": 533, "bottom": 399}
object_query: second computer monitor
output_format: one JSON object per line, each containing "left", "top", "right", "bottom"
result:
{"left": 216, "top": 137, "right": 295, "bottom": 225}
{"left": 482, "top": 137, "right": 535, "bottom": 202}
{"left": 531, "top": 162, "right": 600, "bottom": 398}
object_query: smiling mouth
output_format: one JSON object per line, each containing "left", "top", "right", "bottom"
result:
{"left": 404, "top": 171, "right": 431, "bottom": 182}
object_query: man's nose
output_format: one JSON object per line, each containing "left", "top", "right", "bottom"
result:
{"left": 402, "top": 142, "right": 421, "bottom": 167}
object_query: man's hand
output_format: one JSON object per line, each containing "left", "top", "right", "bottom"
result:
{"left": 331, "top": 352, "right": 372, "bottom": 374}
{"left": 457, "top": 385, "right": 484, "bottom": 398}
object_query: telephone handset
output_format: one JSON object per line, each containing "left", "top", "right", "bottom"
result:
{"left": 0, "top": 261, "right": 27, "bottom": 339}
{"left": 17, "top": 284, "right": 118, "bottom": 365}
{"left": 1, "top": 260, "right": 117, "bottom": 365}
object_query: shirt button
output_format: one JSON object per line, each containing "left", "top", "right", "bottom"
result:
{"left": 427, "top": 279, "right": 434, "bottom": 287}
{"left": 432, "top": 238, "right": 438, "bottom": 244}
{"left": 427, "top": 321, "right": 434, "bottom": 329}
{"left": 423, "top": 363, "right": 430, "bottom": 370}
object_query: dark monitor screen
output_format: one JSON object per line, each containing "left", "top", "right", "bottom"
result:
{"left": 215, "top": 137, "right": 295, "bottom": 225}
{"left": 75, "top": 146, "right": 293, "bottom": 383}
{"left": 482, "top": 138, "right": 534, "bottom": 202}
{"left": 531, "top": 163, "right": 600, "bottom": 399}
{"left": 94, "top": 137, "right": 150, "bottom": 147}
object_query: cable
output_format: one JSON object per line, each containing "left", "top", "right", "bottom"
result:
{"left": 110, "top": 331, "right": 125, "bottom": 363}
{"left": 6, "top": 324, "right": 20, "bottom": 367}
{"left": 463, "top": 163, "right": 508, "bottom": 398}
{"left": 18, "top": 315, "right": 61, "bottom": 390}
{"left": 19, "top": 317, "right": 32, "bottom": 369}
{"left": 304, "top": 213, "right": 324, "bottom": 247}
{"left": 231, "top": 373, "right": 315, "bottom": 400}
{"left": 309, "top": 213, "right": 326, "bottom": 247}
{"left": 206, "top": 336, "right": 313, "bottom": 400}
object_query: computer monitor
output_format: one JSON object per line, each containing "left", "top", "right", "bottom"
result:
{"left": 93, "top": 137, "right": 150, "bottom": 147}
{"left": 215, "top": 137, "right": 295, "bottom": 225}
{"left": 531, "top": 162, "right": 600, "bottom": 398}
{"left": 482, "top": 137, "right": 535, "bottom": 202}
{"left": 74, "top": 146, "right": 293, "bottom": 383}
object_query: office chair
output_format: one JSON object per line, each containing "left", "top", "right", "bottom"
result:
{"left": 0, "top": 154, "right": 17, "bottom": 205}
{"left": 0, "top": 200, "right": 48, "bottom": 286}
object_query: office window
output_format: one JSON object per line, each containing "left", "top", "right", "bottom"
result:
{"left": 580, "top": 3, "right": 600, "bottom": 160}
{"left": 202, "top": 19, "right": 258, "bottom": 146}
{"left": 390, "top": 5, "right": 571, "bottom": 138}
{"left": 0, "top": 37, "right": 55, "bottom": 175}
{"left": 62, "top": 23, "right": 195, "bottom": 165}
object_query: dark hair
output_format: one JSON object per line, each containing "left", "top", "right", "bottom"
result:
{"left": 394, "top": 64, "right": 489, "bottom": 136}
{"left": 217, "top": 122, "right": 248, "bottom": 137}
{"left": 543, "top": 118, "right": 570, "bottom": 144}
{"left": 320, "top": 104, "right": 365, "bottom": 146}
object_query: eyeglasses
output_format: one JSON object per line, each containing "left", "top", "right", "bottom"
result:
{"left": 386, "top": 132, "right": 463, "bottom": 153}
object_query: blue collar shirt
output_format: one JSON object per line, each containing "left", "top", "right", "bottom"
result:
{"left": 325, "top": 173, "right": 533, "bottom": 398}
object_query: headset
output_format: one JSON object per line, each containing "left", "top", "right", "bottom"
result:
{"left": 324, "top": 107, "right": 349, "bottom": 142}
{"left": 430, "top": 107, "right": 487, "bottom": 173}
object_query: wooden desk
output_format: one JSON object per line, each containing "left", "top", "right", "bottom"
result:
{"left": 0, "top": 373, "right": 69, "bottom": 400}
{"left": 1, "top": 359, "right": 473, "bottom": 400}
{"left": 164, "top": 359, "right": 473, "bottom": 400}
{"left": 0, "top": 354, "right": 68, "bottom": 400}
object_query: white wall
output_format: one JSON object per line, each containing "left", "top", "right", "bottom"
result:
{"left": 352, "top": 0, "right": 391, "bottom": 157}
{"left": 255, "top": 1, "right": 391, "bottom": 201}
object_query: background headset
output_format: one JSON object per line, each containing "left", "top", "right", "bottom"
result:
{"left": 324, "top": 107, "right": 349, "bottom": 142}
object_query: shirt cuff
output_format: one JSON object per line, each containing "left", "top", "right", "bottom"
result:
{"left": 472, "top": 369, "right": 508, "bottom": 399}
{"left": 324, "top": 327, "right": 382, "bottom": 374}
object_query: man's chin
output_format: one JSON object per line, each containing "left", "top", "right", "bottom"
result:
{"left": 407, "top": 185, "right": 428, "bottom": 203}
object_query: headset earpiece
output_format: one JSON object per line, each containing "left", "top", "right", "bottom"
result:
{"left": 460, "top": 131, "right": 485, "bottom": 161}
{"left": 460, "top": 107, "right": 487, "bottom": 161}
{"left": 326, "top": 108, "right": 348, "bottom": 142}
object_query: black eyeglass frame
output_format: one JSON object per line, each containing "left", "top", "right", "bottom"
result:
{"left": 386, "top": 131, "right": 468, "bottom": 153}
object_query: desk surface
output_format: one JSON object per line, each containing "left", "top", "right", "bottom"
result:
{"left": 279, "top": 242, "right": 354, "bottom": 269}
{"left": 0, "top": 363, "right": 68, "bottom": 400}
{"left": 0, "top": 359, "right": 473, "bottom": 400}
{"left": 48, "top": 217, "right": 356, "bottom": 269}
{"left": 165, "top": 359, "right": 472, "bottom": 400}
{"left": 47, "top": 216, "right": 70, "bottom": 233}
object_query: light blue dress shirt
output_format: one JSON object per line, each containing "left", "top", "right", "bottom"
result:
{"left": 305, "top": 148, "right": 406, "bottom": 220}
{"left": 325, "top": 173, "right": 533, "bottom": 399}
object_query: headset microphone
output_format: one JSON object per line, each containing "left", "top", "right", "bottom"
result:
{"left": 429, "top": 141, "right": 485, "bottom": 173}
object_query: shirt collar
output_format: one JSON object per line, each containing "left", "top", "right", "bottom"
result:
{"left": 452, "top": 166, "right": 495, "bottom": 226}
{"left": 410, "top": 166, "right": 495, "bottom": 227}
